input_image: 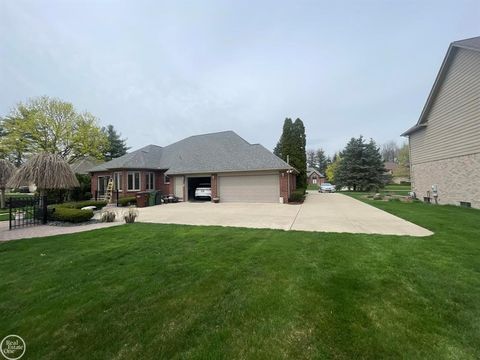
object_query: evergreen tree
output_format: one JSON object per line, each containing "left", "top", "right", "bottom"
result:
{"left": 292, "top": 118, "right": 307, "bottom": 188}
{"left": 102, "top": 124, "right": 129, "bottom": 161}
{"left": 273, "top": 118, "right": 293, "bottom": 160}
{"left": 336, "top": 136, "right": 386, "bottom": 191}
{"left": 273, "top": 117, "right": 307, "bottom": 189}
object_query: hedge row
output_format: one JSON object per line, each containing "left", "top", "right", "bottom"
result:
{"left": 47, "top": 198, "right": 135, "bottom": 223}
{"left": 47, "top": 200, "right": 106, "bottom": 223}
{"left": 49, "top": 207, "right": 94, "bottom": 223}
{"left": 58, "top": 200, "right": 108, "bottom": 210}
{"left": 289, "top": 189, "right": 306, "bottom": 203}
{"left": 118, "top": 196, "right": 136, "bottom": 207}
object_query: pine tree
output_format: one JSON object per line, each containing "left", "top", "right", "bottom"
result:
{"left": 103, "top": 125, "right": 129, "bottom": 161}
{"left": 336, "top": 136, "right": 385, "bottom": 191}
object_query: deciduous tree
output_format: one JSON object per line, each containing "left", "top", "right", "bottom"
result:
{"left": 393, "top": 143, "right": 410, "bottom": 178}
{"left": 0, "top": 96, "right": 108, "bottom": 163}
{"left": 315, "top": 148, "right": 328, "bottom": 174}
{"left": 326, "top": 155, "right": 341, "bottom": 183}
{"left": 381, "top": 140, "right": 400, "bottom": 162}
{"left": 306, "top": 149, "right": 316, "bottom": 168}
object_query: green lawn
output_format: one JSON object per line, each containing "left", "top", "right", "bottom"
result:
{"left": 382, "top": 184, "right": 411, "bottom": 196}
{"left": 0, "top": 201, "right": 479, "bottom": 359}
{"left": 0, "top": 212, "right": 9, "bottom": 221}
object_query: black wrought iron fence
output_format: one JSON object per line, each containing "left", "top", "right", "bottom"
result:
{"left": 7, "top": 195, "right": 48, "bottom": 230}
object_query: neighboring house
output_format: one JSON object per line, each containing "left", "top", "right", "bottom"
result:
{"left": 402, "top": 36, "right": 480, "bottom": 208}
{"left": 89, "top": 131, "right": 297, "bottom": 203}
{"left": 307, "top": 167, "right": 325, "bottom": 186}
{"left": 383, "top": 162, "right": 409, "bottom": 184}
{"left": 70, "top": 156, "right": 104, "bottom": 175}
{"left": 383, "top": 161, "right": 397, "bottom": 176}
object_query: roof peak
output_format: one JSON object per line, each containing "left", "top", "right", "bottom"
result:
{"left": 181, "top": 130, "right": 237, "bottom": 140}
{"left": 452, "top": 36, "right": 480, "bottom": 51}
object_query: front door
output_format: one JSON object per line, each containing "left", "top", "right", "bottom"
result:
{"left": 98, "top": 176, "right": 111, "bottom": 196}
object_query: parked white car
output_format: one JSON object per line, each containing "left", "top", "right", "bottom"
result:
{"left": 194, "top": 183, "right": 212, "bottom": 199}
{"left": 319, "top": 183, "right": 336, "bottom": 193}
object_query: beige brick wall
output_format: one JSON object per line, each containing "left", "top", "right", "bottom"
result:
{"left": 411, "top": 152, "right": 480, "bottom": 208}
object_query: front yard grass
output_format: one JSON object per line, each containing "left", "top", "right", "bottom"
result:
{"left": 0, "top": 200, "right": 479, "bottom": 359}
{"left": 0, "top": 212, "right": 9, "bottom": 221}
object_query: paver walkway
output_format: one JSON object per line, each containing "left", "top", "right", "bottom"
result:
{"left": 0, "top": 213, "right": 123, "bottom": 242}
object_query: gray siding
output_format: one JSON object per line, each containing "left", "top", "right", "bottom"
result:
{"left": 410, "top": 47, "right": 480, "bottom": 164}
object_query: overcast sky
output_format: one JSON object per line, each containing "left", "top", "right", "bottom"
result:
{"left": 1, "top": 0, "right": 479, "bottom": 156}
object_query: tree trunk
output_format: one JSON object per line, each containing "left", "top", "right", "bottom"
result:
{"left": 0, "top": 189, "right": 5, "bottom": 209}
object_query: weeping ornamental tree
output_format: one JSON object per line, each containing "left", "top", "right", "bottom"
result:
{"left": 0, "top": 159, "right": 15, "bottom": 208}
{"left": 7, "top": 153, "right": 79, "bottom": 198}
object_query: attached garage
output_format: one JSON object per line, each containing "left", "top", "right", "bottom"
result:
{"left": 218, "top": 173, "right": 280, "bottom": 203}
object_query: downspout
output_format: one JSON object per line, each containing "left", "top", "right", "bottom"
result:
{"left": 287, "top": 155, "right": 290, "bottom": 200}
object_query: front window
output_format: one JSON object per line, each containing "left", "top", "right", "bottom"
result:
{"left": 145, "top": 172, "right": 155, "bottom": 190}
{"left": 164, "top": 175, "right": 170, "bottom": 184}
{"left": 114, "top": 172, "right": 123, "bottom": 191}
{"left": 127, "top": 172, "right": 140, "bottom": 191}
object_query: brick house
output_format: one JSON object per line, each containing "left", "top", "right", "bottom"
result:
{"left": 306, "top": 167, "right": 325, "bottom": 186}
{"left": 89, "top": 131, "right": 297, "bottom": 203}
{"left": 402, "top": 36, "right": 480, "bottom": 208}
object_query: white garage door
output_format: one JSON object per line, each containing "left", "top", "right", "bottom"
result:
{"left": 218, "top": 174, "right": 279, "bottom": 203}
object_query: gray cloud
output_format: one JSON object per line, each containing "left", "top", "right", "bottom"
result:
{"left": 1, "top": 0, "right": 479, "bottom": 156}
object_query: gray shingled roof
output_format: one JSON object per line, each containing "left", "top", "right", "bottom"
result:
{"left": 89, "top": 131, "right": 294, "bottom": 174}
{"left": 70, "top": 156, "right": 104, "bottom": 175}
{"left": 402, "top": 36, "right": 480, "bottom": 136}
{"left": 307, "top": 167, "right": 324, "bottom": 177}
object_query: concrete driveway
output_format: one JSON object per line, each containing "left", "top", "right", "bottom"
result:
{"left": 138, "top": 192, "right": 432, "bottom": 236}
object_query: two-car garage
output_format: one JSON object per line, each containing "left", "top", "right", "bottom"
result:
{"left": 218, "top": 173, "right": 280, "bottom": 203}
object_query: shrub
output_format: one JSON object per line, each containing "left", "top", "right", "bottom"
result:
{"left": 58, "top": 200, "right": 107, "bottom": 210}
{"left": 101, "top": 210, "right": 116, "bottom": 223}
{"left": 118, "top": 196, "right": 136, "bottom": 207}
{"left": 70, "top": 174, "right": 92, "bottom": 201}
{"left": 289, "top": 190, "right": 305, "bottom": 203}
{"left": 49, "top": 207, "right": 94, "bottom": 223}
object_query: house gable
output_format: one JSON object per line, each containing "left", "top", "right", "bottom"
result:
{"left": 406, "top": 44, "right": 480, "bottom": 164}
